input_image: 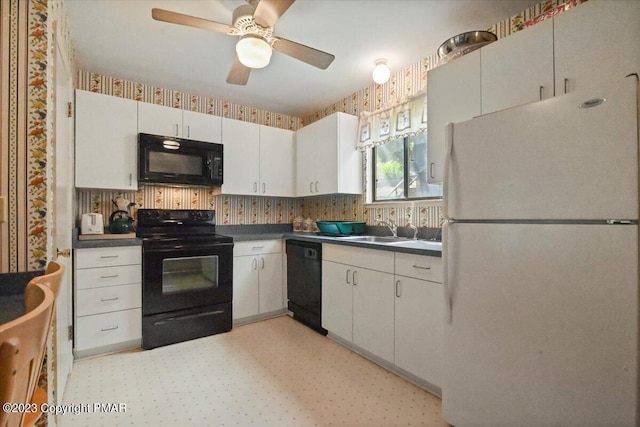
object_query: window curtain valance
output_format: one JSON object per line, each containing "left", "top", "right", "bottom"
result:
{"left": 357, "top": 91, "right": 427, "bottom": 151}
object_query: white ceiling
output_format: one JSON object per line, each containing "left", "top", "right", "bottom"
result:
{"left": 65, "top": 0, "right": 540, "bottom": 117}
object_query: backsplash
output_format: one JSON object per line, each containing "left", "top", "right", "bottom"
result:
{"left": 76, "top": 189, "right": 302, "bottom": 226}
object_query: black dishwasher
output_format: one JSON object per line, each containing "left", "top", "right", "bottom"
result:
{"left": 286, "top": 240, "right": 327, "bottom": 335}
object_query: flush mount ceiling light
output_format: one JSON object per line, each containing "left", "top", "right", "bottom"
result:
{"left": 236, "top": 34, "right": 273, "bottom": 69}
{"left": 372, "top": 59, "right": 390, "bottom": 84}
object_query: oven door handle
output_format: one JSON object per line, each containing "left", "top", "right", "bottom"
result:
{"left": 144, "top": 242, "right": 233, "bottom": 252}
{"left": 153, "top": 309, "right": 226, "bottom": 326}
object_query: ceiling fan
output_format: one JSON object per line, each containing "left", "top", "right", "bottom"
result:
{"left": 151, "top": 0, "right": 335, "bottom": 85}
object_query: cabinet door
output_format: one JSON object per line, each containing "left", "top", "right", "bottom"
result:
{"left": 137, "top": 102, "right": 183, "bottom": 137}
{"left": 427, "top": 50, "right": 481, "bottom": 184}
{"left": 336, "top": 113, "right": 361, "bottom": 195}
{"left": 321, "top": 260, "right": 353, "bottom": 341}
{"left": 313, "top": 114, "right": 339, "bottom": 195}
{"left": 233, "top": 256, "right": 259, "bottom": 319}
{"left": 221, "top": 118, "right": 260, "bottom": 195}
{"left": 75, "top": 90, "right": 138, "bottom": 190}
{"left": 183, "top": 110, "right": 222, "bottom": 143}
{"left": 295, "top": 123, "right": 316, "bottom": 196}
{"left": 481, "top": 18, "right": 554, "bottom": 114}
{"left": 395, "top": 277, "right": 444, "bottom": 387}
{"left": 555, "top": 0, "right": 640, "bottom": 94}
{"left": 352, "top": 268, "right": 395, "bottom": 363}
{"left": 259, "top": 126, "right": 295, "bottom": 197}
{"left": 258, "top": 253, "right": 284, "bottom": 313}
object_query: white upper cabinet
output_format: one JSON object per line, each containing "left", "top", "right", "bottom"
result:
{"left": 295, "top": 112, "right": 361, "bottom": 197}
{"left": 137, "top": 102, "right": 183, "bottom": 137}
{"left": 427, "top": 50, "right": 481, "bottom": 184}
{"left": 554, "top": 0, "right": 640, "bottom": 94}
{"left": 75, "top": 90, "right": 138, "bottom": 190}
{"left": 259, "top": 125, "right": 295, "bottom": 197}
{"left": 138, "top": 103, "right": 222, "bottom": 143}
{"left": 220, "top": 119, "right": 294, "bottom": 197}
{"left": 481, "top": 18, "right": 554, "bottom": 114}
{"left": 295, "top": 123, "right": 316, "bottom": 196}
{"left": 182, "top": 110, "right": 222, "bottom": 143}
{"left": 221, "top": 118, "right": 260, "bottom": 195}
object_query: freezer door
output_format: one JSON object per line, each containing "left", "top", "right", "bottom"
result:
{"left": 442, "top": 223, "right": 638, "bottom": 427}
{"left": 446, "top": 78, "right": 638, "bottom": 221}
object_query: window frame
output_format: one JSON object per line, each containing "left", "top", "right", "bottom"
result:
{"left": 371, "top": 135, "right": 436, "bottom": 203}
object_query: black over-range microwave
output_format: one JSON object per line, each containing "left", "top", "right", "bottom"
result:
{"left": 138, "top": 133, "right": 223, "bottom": 187}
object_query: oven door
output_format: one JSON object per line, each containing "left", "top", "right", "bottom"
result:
{"left": 142, "top": 240, "right": 233, "bottom": 316}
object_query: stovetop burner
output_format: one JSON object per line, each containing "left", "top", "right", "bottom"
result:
{"left": 136, "top": 209, "right": 222, "bottom": 239}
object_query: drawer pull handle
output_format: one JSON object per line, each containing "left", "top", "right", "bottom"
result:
{"left": 100, "top": 255, "right": 118, "bottom": 259}
{"left": 100, "top": 274, "right": 119, "bottom": 279}
{"left": 100, "top": 296, "right": 119, "bottom": 302}
{"left": 412, "top": 264, "right": 431, "bottom": 270}
{"left": 100, "top": 326, "right": 119, "bottom": 332}
{"left": 252, "top": 246, "right": 264, "bottom": 249}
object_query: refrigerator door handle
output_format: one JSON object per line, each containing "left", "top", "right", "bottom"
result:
{"left": 443, "top": 122, "right": 454, "bottom": 222}
{"left": 442, "top": 218, "right": 453, "bottom": 324}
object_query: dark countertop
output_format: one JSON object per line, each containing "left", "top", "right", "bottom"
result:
{"left": 283, "top": 233, "right": 442, "bottom": 257}
{"left": 71, "top": 224, "right": 442, "bottom": 257}
{"left": 218, "top": 225, "right": 442, "bottom": 257}
{"left": 73, "top": 228, "right": 142, "bottom": 249}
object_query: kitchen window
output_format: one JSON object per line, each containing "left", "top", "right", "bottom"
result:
{"left": 372, "top": 132, "right": 437, "bottom": 201}
{"left": 359, "top": 91, "right": 441, "bottom": 203}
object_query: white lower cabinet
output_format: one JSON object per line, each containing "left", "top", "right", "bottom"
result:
{"left": 233, "top": 240, "right": 285, "bottom": 321}
{"left": 322, "top": 244, "right": 395, "bottom": 363}
{"left": 322, "top": 243, "right": 444, "bottom": 391}
{"left": 394, "top": 253, "right": 444, "bottom": 389}
{"left": 74, "top": 246, "right": 142, "bottom": 357}
{"left": 353, "top": 267, "right": 395, "bottom": 363}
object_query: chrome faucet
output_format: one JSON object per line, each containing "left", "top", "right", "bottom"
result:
{"left": 376, "top": 219, "right": 397, "bottom": 237}
{"left": 406, "top": 223, "right": 418, "bottom": 240}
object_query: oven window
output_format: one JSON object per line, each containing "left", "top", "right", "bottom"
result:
{"left": 149, "top": 151, "right": 203, "bottom": 176}
{"left": 162, "top": 255, "right": 219, "bottom": 294}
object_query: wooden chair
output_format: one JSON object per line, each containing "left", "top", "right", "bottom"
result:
{"left": 0, "top": 283, "right": 55, "bottom": 427}
{"left": 21, "top": 261, "right": 65, "bottom": 427}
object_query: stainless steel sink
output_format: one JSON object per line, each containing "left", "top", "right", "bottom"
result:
{"left": 336, "top": 235, "right": 410, "bottom": 243}
{"left": 336, "top": 235, "right": 442, "bottom": 251}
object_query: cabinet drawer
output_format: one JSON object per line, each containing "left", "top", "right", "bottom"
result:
{"left": 75, "top": 308, "right": 142, "bottom": 351}
{"left": 76, "top": 283, "right": 141, "bottom": 317}
{"left": 75, "top": 246, "right": 141, "bottom": 269}
{"left": 76, "top": 264, "right": 141, "bottom": 289}
{"left": 395, "top": 253, "right": 443, "bottom": 283}
{"left": 234, "top": 240, "right": 281, "bottom": 256}
{"left": 323, "top": 243, "right": 394, "bottom": 274}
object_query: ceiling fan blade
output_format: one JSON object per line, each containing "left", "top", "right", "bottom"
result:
{"left": 151, "top": 8, "right": 232, "bottom": 33}
{"left": 253, "top": 0, "right": 295, "bottom": 28}
{"left": 226, "top": 56, "right": 252, "bottom": 85}
{"left": 272, "top": 37, "right": 335, "bottom": 70}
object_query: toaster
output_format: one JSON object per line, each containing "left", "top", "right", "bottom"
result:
{"left": 81, "top": 213, "right": 104, "bottom": 235}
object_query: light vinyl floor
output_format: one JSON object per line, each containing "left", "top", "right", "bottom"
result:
{"left": 59, "top": 316, "right": 448, "bottom": 426}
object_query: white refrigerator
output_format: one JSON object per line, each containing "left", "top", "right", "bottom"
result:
{"left": 442, "top": 77, "right": 639, "bottom": 426}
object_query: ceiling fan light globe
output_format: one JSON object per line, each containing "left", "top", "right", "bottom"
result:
{"left": 236, "top": 36, "right": 272, "bottom": 69}
{"left": 372, "top": 59, "right": 390, "bottom": 84}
